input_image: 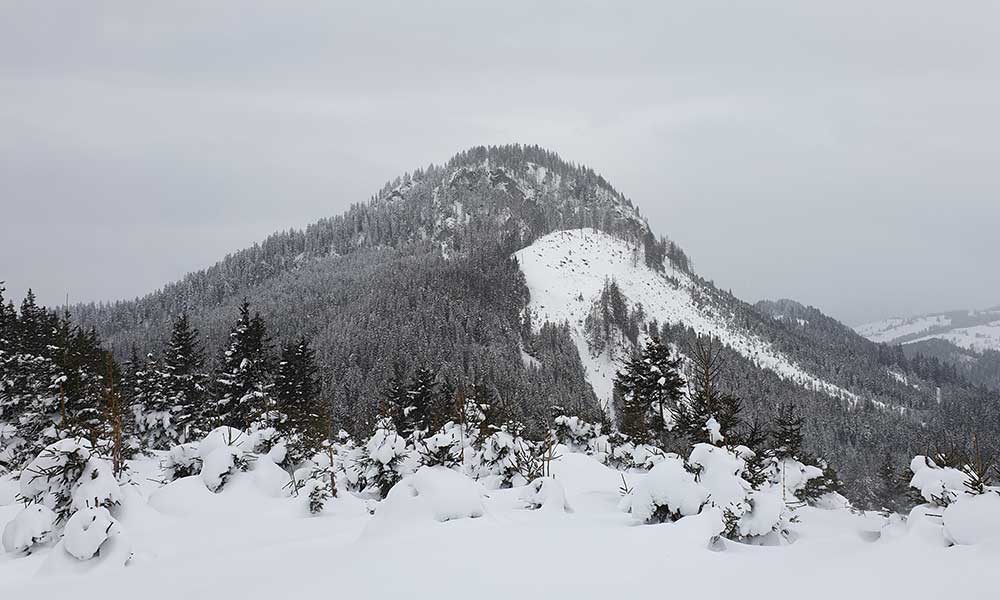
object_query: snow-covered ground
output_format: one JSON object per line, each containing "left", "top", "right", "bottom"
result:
{"left": 515, "top": 229, "right": 861, "bottom": 407}
{"left": 857, "top": 309, "right": 1000, "bottom": 353}
{"left": 2, "top": 449, "right": 997, "bottom": 599}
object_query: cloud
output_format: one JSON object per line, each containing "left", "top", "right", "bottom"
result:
{"left": 1, "top": 1, "right": 998, "bottom": 324}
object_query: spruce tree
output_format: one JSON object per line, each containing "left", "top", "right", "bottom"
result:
{"left": 6, "top": 293, "right": 64, "bottom": 464}
{"left": 161, "top": 314, "right": 207, "bottom": 441}
{"left": 132, "top": 351, "right": 176, "bottom": 450}
{"left": 274, "top": 337, "right": 328, "bottom": 463}
{"left": 402, "top": 367, "right": 437, "bottom": 439}
{"left": 614, "top": 336, "right": 685, "bottom": 446}
{"left": 213, "top": 300, "right": 274, "bottom": 430}
{"left": 0, "top": 283, "right": 16, "bottom": 420}
{"left": 772, "top": 402, "right": 804, "bottom": 459}
{"left": 671, "top": 337, "right": 743, "bottom": 446}
{"left": 873, "top": 454, "right": 912, "bottom": 514}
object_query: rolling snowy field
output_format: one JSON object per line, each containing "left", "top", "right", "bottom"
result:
{"left": 2, "top": 444, "right": 997, "bottom": 600}
{"left": 857, "top": 309, "right": 1000, "bottom": 353}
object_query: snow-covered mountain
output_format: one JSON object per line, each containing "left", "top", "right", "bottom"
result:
{"left": 857, "top": 308, "right": 1000, "bottom": 353}
{"left": 68, "top": 144, "right": 997, "bottom": 493}
{"left": 516, "top": 229, "right": 858, "bottom": 408}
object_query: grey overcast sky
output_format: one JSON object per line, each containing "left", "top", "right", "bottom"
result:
{"left": 1, "top": 1, "right": 998, "bottom": 326}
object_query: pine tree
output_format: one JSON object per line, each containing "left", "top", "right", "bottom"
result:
{"left": 213, "top": 300, "right": 274, "bottom": 430}
{"left": 402, "top": 367, "right": 438, "bottom": 439}
{"left": 161, "top": 314, "right": 207, "bottom": 441}
{"left": 6, "top": 293, "right": 64, "bottom": 464}
{"left": 0, "top": 283, "right": 16, "bottom": 419}
{"left": 873, "top": 454, "right": 912, "bottom": 514}
{"left": 772, "top": 402, "right": 804, "bottom": 459}
{"left": 799, "top": 458, "right": 844, "bottom": 504}
{"left": 274, "top": 337, "right": 328, "bottom": 463}
{"left": 671, "top": 337, "right": 743, "bottom": 446}
{"left": 614, "top": 336, "right": 685, "bottom": 446}
{"left": 131, "top": 351, "right": 178, "bottom": 450}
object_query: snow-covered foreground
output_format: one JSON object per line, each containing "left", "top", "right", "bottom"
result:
{"left": 2, "top": 450, "right": 997, "bottom": 600}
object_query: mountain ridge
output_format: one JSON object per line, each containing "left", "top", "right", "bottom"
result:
{"left": 66, "top": 144, "right": 1000, "bottom": 500}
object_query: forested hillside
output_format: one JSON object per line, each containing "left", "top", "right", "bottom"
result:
{"left": 13, "top": 144, "right": 997, "bottom": 504}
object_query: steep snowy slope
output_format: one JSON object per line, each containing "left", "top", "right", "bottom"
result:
{"left": 515, "top": 229, "right": 860, "bottom": 408}
{"left": 857, "top": 308, "right": 1000, "bottom": 353}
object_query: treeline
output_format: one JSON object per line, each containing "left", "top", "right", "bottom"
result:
{"left": 0, "top": 284, "right": 333, "bottom": 470}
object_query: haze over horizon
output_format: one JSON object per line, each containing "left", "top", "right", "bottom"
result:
{"left": 2, "top": 1, "right": 998, "bottom": 326}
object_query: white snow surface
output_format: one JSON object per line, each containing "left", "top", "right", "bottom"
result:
{"left": 515, "top": 229, "right": 860, "bottom": 406}
{"left": 1, "top": 505, "right": 55, "bottom": 554}
{"left": 1, "top": 448, "right": 999, "bottom": 598}
{"left": 857, "top": 308, "right": 1000, "bottom": 353}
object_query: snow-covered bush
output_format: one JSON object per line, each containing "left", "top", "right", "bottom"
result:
{"left": 162, "top": 442, "right": 202, "bottom": 481}
{"left": 598, "top": 431, "right": 667, "bottom": 471}
{"left": 364, "top": 466, "right": 485, "bottom": 538}
{"left": 418, "top": 421, "right": 464, "bottom": 468}
{"left": 355, "top": 417, "right": 414, "bottom": 498}
{"left": 198, "top": 427, "right": 253, "bottom": 493}
{"left": 520, "top": 477, "right": 573, "bottom": 513}
{"left": 621, "top": 443, "right": 792, "bottom": 543}
{"left": 2, "top": 504, "right": 56, "bottom": 554}
{"left": 62, "top": 507, "right": 124, "bottom": 561}
{"left": 553, "top": 415, "right": 601, "bottom": 452}
{"left": 18, "top": 437, "right": 122, "bottom": 521}
{"left": 474, "top": 425, "right": 528, "bottom": 488}
{"left": 773, "top": 457, "right": 823, "bottom": 500}
{"left": 293, "top": 450, "right": 338, "bottom": 516}
{"left": 908, "top": 455, "right": 976, "bottom": 507}
{"left": 0, "top": 421, "right": 19, "bottom": 472}
{"left": 941, "top": 492, "right": 1000, "bottom": 546}
{"left": 904, "top": 454, "right": 1000, "bottom": 547}
{"left": 71, "top": 454, "right": 123, "bottom": 513}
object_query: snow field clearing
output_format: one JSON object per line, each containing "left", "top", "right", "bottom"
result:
{"left": 515, "top": 229, "right": 861, "bottom": 406}
{"left": 2, "top": 450, "right": 998, "bottom": 600}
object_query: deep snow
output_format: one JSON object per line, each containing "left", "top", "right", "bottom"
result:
{"left": 2, "top": 449, "right": 998, "bottom": 600}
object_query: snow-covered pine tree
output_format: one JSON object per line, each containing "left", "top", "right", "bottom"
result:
{"left": 614, "top": 336, "right": 685, "bottom": 446}
{"left": 132, "top": 351, "right": 176, "bottom": 451}
{"left": 798, "top": 458, "right": 844, "bottom": 504}
{"left": 871, "top": 454, "right": 911, "bottom": 513}
{"left": 56, "top": 319, "right": 110, "bottom": 440}
{"left": 772, "top": 402, "right": 804, "bottom": 459}
{"left": 273, "top": 337, "right": 328, "bottom": 464}
{"left": 671, "top": 337, "right": 743, "bottom": 447}
{"left": 2, "top": 292, "right": 67, "bottom": 465}
{"left": 402, "top": 367, "right": 437, "bottom": 439}
{"left": 161, "top": 313, "right": 207, "bottom": 442}
{"left": 212, "top": 300, "right": 274, "bottom": 430}
{"left": 359, "top": 415, "right": 411, "bottom": 498}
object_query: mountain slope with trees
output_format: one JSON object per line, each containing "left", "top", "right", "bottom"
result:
{"left": 12, "top": 144, "right": 992, "bottom": 502}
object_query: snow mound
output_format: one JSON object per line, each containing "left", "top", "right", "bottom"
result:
{"left": 908, "top": 455, "right": 970, "bottom": 505}
{"left": 942, "top": 493, "right": 1000, "bottom": 546}
{"left": 364, "top": 466, "right": 485, "bottom": 539}
{"left": 62, "top": 507, "right": 125, "bottom": 561}
{"left": 2, "top": 504, "right": 56, "bottom": 554}
{"left": 71, "top": 456, "right": 123, "bottom": 512}
{"left": 621, "top": 453, "right": 709, "bottom": 523}
{"left": 520, "top": 477, "right": 573, "bottom": 513}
